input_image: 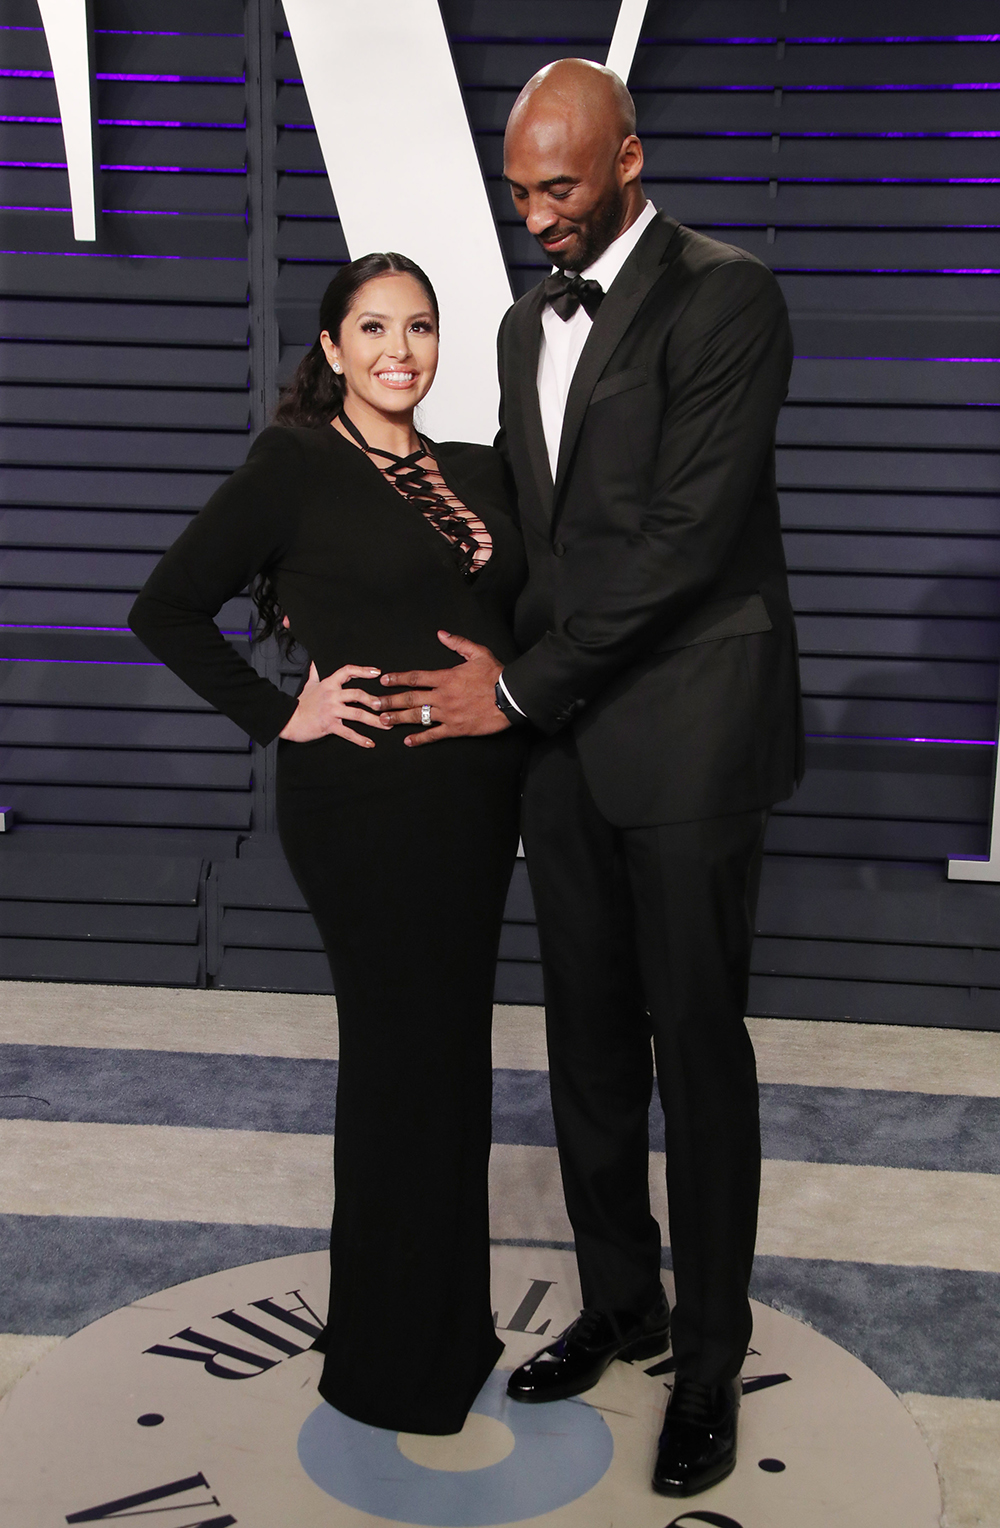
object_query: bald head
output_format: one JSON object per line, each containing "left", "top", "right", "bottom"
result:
{"left": 508, "top": 58, "right": 636, "bottom": 149}
{"left": 503, "top": 58, "right": 645, "bottom": 271}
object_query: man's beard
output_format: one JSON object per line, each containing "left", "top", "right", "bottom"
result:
{"left": 542, "top": 187, "right": 628, "bottom": 272}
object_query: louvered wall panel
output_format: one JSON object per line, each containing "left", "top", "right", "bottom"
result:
{"left": 272, "top": 5, "right": 344, "bottom": 379}
{"left": 0, "top": 0, "right": 253, "bottom": 981}
{"left": 0, "top": 849, "right": 205, "bottom": 984}
{"left": 635, "top": 2, "right": 1000, "bottom": 1024}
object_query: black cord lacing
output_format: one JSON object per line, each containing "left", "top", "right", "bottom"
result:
{"left": 336, "top": 408, "right": 483, "bottom": 578}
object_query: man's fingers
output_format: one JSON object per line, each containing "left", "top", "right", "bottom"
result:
{"left": 404, "top": 722, "right": 452, "bottom": 747}
{"left": 379, "top": 707, "right": 431, "bottom": 728}
{"left": 380, "top": 670, "right": 435, "bottom": 689}
{"left": 436, "top": 629, "right": 481, "bottom": 660}
{"left": 375, "top": 688, "right": 429, "bottom": 713}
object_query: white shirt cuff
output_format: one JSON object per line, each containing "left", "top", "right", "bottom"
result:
{"left": 497, "top": 672, "right": 526, "bottom": 717}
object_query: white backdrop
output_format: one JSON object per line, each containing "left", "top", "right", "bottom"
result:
{"left": 273, "top": 0, "right": 647, "bottom": 444}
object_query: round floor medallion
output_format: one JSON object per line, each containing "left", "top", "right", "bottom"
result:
{"left": 0, "top": 1245, "right": 941, "bottom": 1528}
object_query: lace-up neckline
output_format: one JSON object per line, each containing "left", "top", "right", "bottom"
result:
{"left": 335, "top": 409, "right": 492, "bottom": 578}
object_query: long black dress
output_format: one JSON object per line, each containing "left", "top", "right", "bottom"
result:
{"left": 129, "top": 424, "right": 527, "bottom": 1435}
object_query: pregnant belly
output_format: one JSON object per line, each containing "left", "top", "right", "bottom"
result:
{"left": 275, "top": 720, "right": 527, "bottom": 795}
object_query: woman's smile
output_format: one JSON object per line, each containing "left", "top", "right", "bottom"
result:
{"left": 375, "top": 368, "right": 419, "bottom": 388}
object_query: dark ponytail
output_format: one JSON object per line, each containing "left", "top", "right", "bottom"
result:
{"left": 252, "top": 251, "right": 439, "bottom": 652}
{"left": 272, "top": 334, "right": 344, "bottom": 430}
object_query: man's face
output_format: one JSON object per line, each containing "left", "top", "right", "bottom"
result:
{"left": 503, "top": 116, "right": 628, "bottom": 272}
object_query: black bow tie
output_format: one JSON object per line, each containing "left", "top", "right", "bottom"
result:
{"left": 542, "top": 271, "right": 605, "bottom": 322}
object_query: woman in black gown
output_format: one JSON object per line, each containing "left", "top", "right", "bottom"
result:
{"left": 129, "top": 253, "right": 527, "bottom": 1436}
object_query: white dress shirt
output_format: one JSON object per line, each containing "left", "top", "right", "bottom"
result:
{"left": 498, "top": 200, "right": 658, "bottom": 717}
{"left": 537, "top": 198, "right": 657, "bottom": 479}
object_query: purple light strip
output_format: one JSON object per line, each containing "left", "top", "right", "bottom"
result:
{"left": 807, "top": 732, "right": 995, "bottom": 746}
{"left": 2, "top": 159, "right": 244, "bottom": 174}
{"left": 97, "top": 119, "right": 180, "bottom": 128}
{"left": 632, "top": 82, "right": 1000, "bottom": 93}
{"left": 96, "top": 73, "right": 243, "bottom": 84}
{"left": 1, "top": 201, "right": 224, "bottom": 216}
{"left": 798, "top": 83, "right": 1000, "bottom": 91}
{"left": 0, "top": 657, "right": 163, "bottom": 667}
{"left": 0, "top": 69, "right": 244, "bottom": 82}
{"left": 101, "top": 164, "right": 245, "bottom": 174}
{"left": 782, "top": 269, "right": 1000, "bottom": 276}
{"left": 1, "top": 623, "right": 131, "bottom": 633}
{"left": 0, "top": 623, "right": 247, "bottom": 636}
{"left": 856, "top": 131, "right": 1000, "bottom": 138}
{"left": 799, "top": 356, "right": 1000, "bottom": 363}
{"left": 0, "top": 249, "right": 243, "bottom": 260}
{"left": 808, "top": 33, "right": 1000, "bottom": 43}
{"left": 652, "top": 173, "right": 1000, "bottom": 185}
{"left": 99, "top": 120, "right": 243, "bottom": 128}
{"left": 638, "top": 33, "right": 1000, "bottom": 44}
{"left": 2, "top": 71, "right": 242, "bottom": 83}
{"left": 94, "top": 28, "right": 241, "bottom": 37}
{"left": 640, "top": 131, "right": 1000, "bottom": 140}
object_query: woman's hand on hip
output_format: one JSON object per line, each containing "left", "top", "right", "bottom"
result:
{"left": 279, "top": 663, "right": 383, "bottom": 747}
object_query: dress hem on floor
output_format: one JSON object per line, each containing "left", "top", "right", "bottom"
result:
{"left": 316, "top": 1334, "right": 506, "bottom": 1437}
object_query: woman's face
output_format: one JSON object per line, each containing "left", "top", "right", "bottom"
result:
{"left": 321, "top": 272, "right": 438, "bottom": 418}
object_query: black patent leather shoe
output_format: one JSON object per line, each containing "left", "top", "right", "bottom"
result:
{"left": 506, "top": 1290, "right": 670, "bottom": 1404}
{"left": 652, "top": 1375, "right": 740, "bottom": 1497}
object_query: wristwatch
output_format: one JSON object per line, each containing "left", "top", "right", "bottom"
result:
{"left": 495, "top": 678, "right": 528, "bottom": 726}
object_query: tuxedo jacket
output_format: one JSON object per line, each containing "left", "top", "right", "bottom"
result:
{"left": 497, "top": 211, "right": 804, "bottom": 828}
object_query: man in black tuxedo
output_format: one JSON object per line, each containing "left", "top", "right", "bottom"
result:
{"left": 377, "top": 58, "right": 802, "bottom": 1496}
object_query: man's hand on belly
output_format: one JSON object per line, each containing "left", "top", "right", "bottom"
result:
{"left": 374, "top": 631, "right": 509, "bottom": 747}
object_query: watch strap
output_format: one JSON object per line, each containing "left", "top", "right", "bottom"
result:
{"left": 495, "top": 679, "right": 528, "bottom": 725}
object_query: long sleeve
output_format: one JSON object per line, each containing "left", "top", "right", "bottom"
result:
{"left": 129, "top": 426, "right": 303, "bottom": 746}
{"left": 502, "top": 259, "right": 792, "bottom": 732}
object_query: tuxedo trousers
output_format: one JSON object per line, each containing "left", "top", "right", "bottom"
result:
{"left": 521, "top": 733, "right": 767, "bottom": 1387}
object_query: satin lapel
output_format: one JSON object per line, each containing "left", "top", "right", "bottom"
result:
{"left": 508, "top": 284, "right": 553, "bottom": 522}
{"left": 552, "top": 214, "right": 679, "bottom": 510}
